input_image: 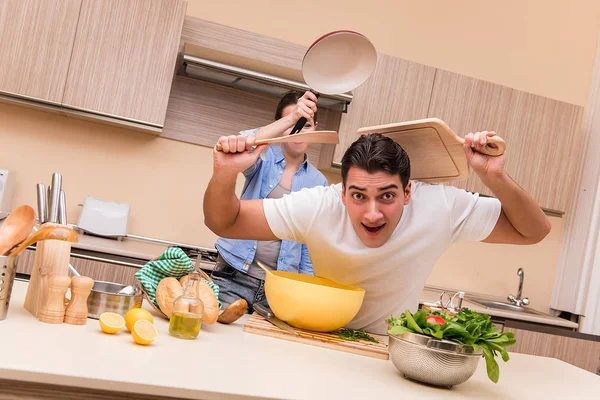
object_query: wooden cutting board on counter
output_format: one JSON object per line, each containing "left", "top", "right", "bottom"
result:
{"left": 244, "top": 313, "right": 389, "bottom": 360}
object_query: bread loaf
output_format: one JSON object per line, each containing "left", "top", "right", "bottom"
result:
{"left": 180, "top": 275, "right": 219, "bottom": 325}
{"left": 156, "top": 277, "right": 183, "bottom": 318}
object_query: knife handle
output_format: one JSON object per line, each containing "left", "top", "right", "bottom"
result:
{"left": 58, "top": 190, "right": 67, "bottom": 225}
{"left": 48, "top": 173, "right": 62, "bottom": 223}
{"left": 36, "top": 184, "right": 47, "bottom": 224}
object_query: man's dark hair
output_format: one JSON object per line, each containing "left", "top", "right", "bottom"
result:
{"left": 341, "top": 134, "right": 411, "bottom": 190}
{"left": 275, "top": 91, "right": 318, "bottom": 123}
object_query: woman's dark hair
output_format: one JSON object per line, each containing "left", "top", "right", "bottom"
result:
{"left": 275, "top": 91, "right": 318, "bottom": 123}
{"left": 341, "top": 134, "right": 411, "bottom": 190}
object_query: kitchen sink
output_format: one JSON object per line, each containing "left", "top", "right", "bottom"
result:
{"left": 468, "top": 299, "right": 547, "bottom": 315}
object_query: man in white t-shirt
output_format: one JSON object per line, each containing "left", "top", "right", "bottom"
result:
{"left": 204, "top": 130, "right": 551, "bottom": 334}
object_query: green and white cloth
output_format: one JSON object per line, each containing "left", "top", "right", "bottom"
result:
{"left": 135, "top": 247, "right": 220, "bottom": 308}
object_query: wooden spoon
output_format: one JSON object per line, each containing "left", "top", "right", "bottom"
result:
{"left": 9, "top": 224, "right": 78, "bottom": 257}
{"left": 0, "top": 205, "right": 36, "bottom": 256}
{"left": 216, "top": 130, "right": 339, "bottom": 151}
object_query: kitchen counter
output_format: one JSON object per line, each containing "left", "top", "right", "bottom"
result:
{"left": 0, "top": 280, "right": 598, "bottom": 400}
{"left": 71, "top": 232, "right": 173, "bottom": 260}
{"left": 420, "top": 287, "right": 579, "bottom": 329}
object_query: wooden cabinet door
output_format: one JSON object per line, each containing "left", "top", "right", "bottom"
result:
{"left": 0, "top": 0, "right": 81, "bottom": 103}
{"left": 15, "top": 249, "right": 141, "bottom": 286}
{"left": 428, "top": 69, "right": 584, "bottom": 212}
{"left": 505, "top": 327, "right": 600, "bottom": 374}
{"left": 331, "top": 54, "right": 436, "bottom": 165}
{"left": 62, "top": 0, "right": 186, "bottom": 128}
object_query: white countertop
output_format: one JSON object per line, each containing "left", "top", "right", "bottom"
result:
{"left": 0, "top": 280, "right": 598, "bottom": 400}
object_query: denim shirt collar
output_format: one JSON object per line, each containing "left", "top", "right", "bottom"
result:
{"left": 272, "top": 146, "right": 309, "bottom": 171}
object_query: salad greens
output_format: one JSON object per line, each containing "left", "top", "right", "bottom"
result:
{"left": 387, "top": 308, "right": 516, "bottom": 383}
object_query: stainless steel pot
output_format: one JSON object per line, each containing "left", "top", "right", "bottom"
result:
{"left": 86, "top": 280, "right": 143, "bottom": 319}
{"left": 388, "top": 332, "right": 482, "bottom": 388}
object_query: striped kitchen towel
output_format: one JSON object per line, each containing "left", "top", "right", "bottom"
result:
{"left": 135, "top": 247, "right": 220, "bottom": 309}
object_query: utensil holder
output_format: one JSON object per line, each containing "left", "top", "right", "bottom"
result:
{"left": 0, "top": 255, "right": 19, "bottom": 321}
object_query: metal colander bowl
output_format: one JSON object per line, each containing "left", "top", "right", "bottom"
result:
{"left": 388, "top": 332, "right": 482, "bottom": 388}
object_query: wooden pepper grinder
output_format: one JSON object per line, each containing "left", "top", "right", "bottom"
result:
{"left": 64, "top": 276, "right": 94, "bottom": 325}
{"left": 38, "top": 275, "right": 71, "bottom": 324}
{"left": 65, "top": 276, "right": 94, "bottom": 325}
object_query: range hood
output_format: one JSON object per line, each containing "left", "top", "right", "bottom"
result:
{"left": 181, "top": 43, "right": 352, "bottom": 112}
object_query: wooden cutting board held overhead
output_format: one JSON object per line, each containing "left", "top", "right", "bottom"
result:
{"left": 357, "top": 118, "right": 505, "bottom": 182}
{"left": 244, "top": 313, "right": 389, "bottom": 360}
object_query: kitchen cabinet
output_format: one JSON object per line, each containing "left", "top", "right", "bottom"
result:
{"left": 505, "top": 324, "right": 600, "bottom": 375}
{"left": 62, "top": 0, "right": 186, "bottom": 129}
{"left": 16, "top": 249, "right": 141, "bottom": 286}
{"left": 0, "top": 0, "right": 186, "bottom": 132}
{"left": 0, "top": 0, "right": 82, "bottom": 104}
{"left": 331, "top": 54, "right": 437, "bottom": 164}
{"left": 428, "top": 70, "right": 584, "bottom": 212}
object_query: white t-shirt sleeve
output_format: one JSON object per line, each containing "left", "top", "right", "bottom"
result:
{"left": 443, "top": 185, "right": 502, "bottom": 243}
{"left": 263, "top": 186, "right": 328, "bottom": 243}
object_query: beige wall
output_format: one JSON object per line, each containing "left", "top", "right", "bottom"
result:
{"left": 188, "top": 0, "right": 600, "bottom": 106}
{"left": 2, "top": 1, "right": 599, "bottom": 312}
{"left": 0, "top": 103, "right": 241, "bottom": 247}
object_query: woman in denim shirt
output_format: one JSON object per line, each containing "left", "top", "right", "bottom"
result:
{"left": 212, "top": 91, "right": 328, "bottom": 324}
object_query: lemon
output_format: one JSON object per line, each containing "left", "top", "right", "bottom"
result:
{"left": 124, "top": 308, "right": 154, "bottom": 332}
{"left": 131, "top": 320, "right": 157, "bottom": 345}
{"left": 99, "top": 312, "right": 125, "bottom": 334}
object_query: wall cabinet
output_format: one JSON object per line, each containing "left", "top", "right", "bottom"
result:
{"left": 332, "top": 54, "right": 436, "bottom": 164}
{"left": 427, "top": 70, "right": 583, "bottom": 212}
{"left": 62, "top": 0, "right": 186, "bottom": 128}
{"left": 326, "top": 64, "right": 583, "bottom": 213}
{"left": 0, "top": 0, "right": 82, "bottom": 104}
{"left": 0, "top": 0, "right": 186, "bottom": 132}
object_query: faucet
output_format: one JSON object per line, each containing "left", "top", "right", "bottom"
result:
{"left": 508, "top": 268, "right": 530, "bottom": 307}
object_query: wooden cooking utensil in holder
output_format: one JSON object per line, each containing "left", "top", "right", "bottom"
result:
{"left": 23, "top": 224, "right": 74, "bottom": 318}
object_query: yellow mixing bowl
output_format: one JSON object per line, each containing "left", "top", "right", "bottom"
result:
{"left": 264, "top": 270, "right": 365, "bottom": 332}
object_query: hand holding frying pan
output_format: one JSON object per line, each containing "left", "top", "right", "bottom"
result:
{"left": 290, "top": 30, "right": 378, "bottom": 135}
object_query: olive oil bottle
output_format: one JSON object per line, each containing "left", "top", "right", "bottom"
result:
{"left": 169, "top": 271, "right": 204, "bottom": 339}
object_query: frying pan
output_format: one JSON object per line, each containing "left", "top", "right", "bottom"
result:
{"left": 290, "top": 30, "right": 377, "bottom": 134}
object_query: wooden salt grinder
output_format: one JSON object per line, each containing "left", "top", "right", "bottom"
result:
{"left": 38, "top": 275, "right": 71, "bottom": 324}
{"left": 64, "top": 276, "right": 94, "bottom": 325}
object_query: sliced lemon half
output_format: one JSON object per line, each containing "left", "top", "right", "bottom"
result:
{"left": 99, "top": 312, "right": 125, "bottom": 334}
{"left": 131, "top": 319, "right": 157, "bottom": 345}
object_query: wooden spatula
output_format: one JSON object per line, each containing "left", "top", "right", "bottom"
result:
{"left": 357, "top": 118, "right": 506, "bottom": 182}
{"left": 216, "top": 130, "right": 339, "bottom": 151}
{"left": 0, "top": 205, "right": 36, "bottom": 256}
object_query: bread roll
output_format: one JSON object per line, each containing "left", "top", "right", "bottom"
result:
{"left": 198, "top": 280, "right": 219, "bottom": 324}
{"left": 179, "top": 275, "right": 219, "bottom": 325}
{"left": 156, "top": 277, "right": 183, "bottom": 318}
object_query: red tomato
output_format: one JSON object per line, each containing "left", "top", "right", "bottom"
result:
{"left": 426, "top": 315, "right": 446, "bottom": 325}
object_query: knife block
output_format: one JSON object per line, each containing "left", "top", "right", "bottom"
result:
{"left": 23, "top": 237, "right": 72, "bottom": 318}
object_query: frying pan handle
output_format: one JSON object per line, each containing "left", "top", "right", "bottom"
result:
{"left": 290, "top": 91, "right": 320, "bottom": 135}
{"left": 474, "top": 136, "right": 506, "bottom": 157}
